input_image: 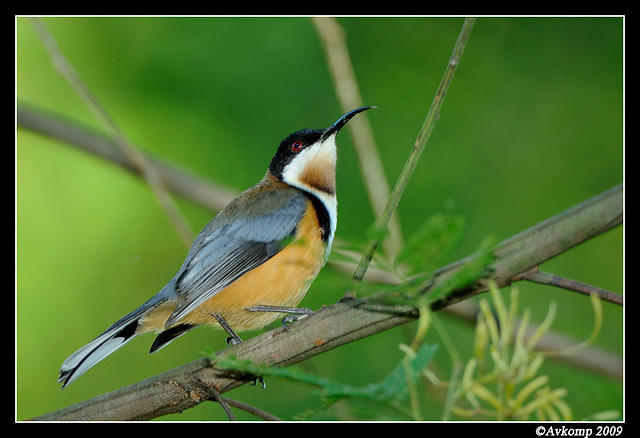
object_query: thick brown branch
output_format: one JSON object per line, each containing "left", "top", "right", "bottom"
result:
{"left": 428, "top": 184, "right": 622, "bottom": 310}
{"left": 30, "top": 184, "right": 622, "bottom": 421}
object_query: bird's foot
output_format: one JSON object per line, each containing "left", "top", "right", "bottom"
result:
{"left": 246, "top": 305, "right": 315, "bottom": 331}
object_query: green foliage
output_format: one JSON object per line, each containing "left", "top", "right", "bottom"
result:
{"left": 423, "top": 236, "right": 496, "bottom": 304}
{"left": 16, "top": 17, "right": 622, "bottom": 421}
{"left": 343, "top": 208, "right": 495, "bottom": 309}
{"left": 434, "top": 281, "right": 614, "bottom": 421}
{"left": 210, "top": 278, "right": 609, "bottom": 421}
{"left": 395, "top": 212, "right": 465, "bottom": 275}
{"left": 213, "top": 343, "right": 438, "bottom": 420}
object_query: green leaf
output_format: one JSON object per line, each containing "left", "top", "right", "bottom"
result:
{"left": 213, "top": 355, "right": 335, "bottom": 389}
{"left": 322, "top": 343, "right": 439, "bottom": 403}
{"left": 426, "top": 236, "right": 497, "bottom": 303}
{"left": 213, "top": 344, "right": 438, "bottom": 405}
{"left": 395, "top": 212, "right": 465, "bottom": 274}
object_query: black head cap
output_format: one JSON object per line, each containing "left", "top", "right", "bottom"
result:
{"left": 269, "top": 128, "right": 323, "bottom": 180}
{"left": 268, "top": 106, "right": 375, "bottom": 180}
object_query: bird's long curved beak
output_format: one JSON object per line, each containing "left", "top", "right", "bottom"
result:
{"left": 320, "top": 105, "right": 376, "bottom": 141}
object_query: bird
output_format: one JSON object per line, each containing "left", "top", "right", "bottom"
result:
{"left": 58, "top": 106, "right": 375, "bottom": 388}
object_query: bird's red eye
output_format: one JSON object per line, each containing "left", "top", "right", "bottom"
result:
{"left": 291, "top": 141, "right": 304, "bottom": 152}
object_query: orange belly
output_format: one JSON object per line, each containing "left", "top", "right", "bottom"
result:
{"left": 139, "top": 200, "right": 326, "bottom": 333}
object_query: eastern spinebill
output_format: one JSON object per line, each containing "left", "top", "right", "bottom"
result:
{"left": 58, "top": 106, "right": 375, "bottom": 387}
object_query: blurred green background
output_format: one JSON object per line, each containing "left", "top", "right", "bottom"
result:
{"left": 16, "top": 17, "right": 623, "bottom": 421}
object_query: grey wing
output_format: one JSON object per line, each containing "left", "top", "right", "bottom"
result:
{"left": 164, "top": 188, "right": 308, "bottom": 328}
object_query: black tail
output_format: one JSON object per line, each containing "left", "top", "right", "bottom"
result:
{"left": 149, "top": 324, "right": 196, "bottom": 354}
{"left": 59, "top": 295, "right": 166, "bottom": 388}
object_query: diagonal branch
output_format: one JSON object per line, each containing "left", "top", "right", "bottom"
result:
{"left": 312, "top": 17, "right": 404, "bottom": 260}
{"left": 30, "top": 18, "right": 195, "bottom": 247}
{"left": 30, "top": 184, "right": 622, "bottom": 421}
{"left": 428, "top": 185, "right": 622, "bottom": 311}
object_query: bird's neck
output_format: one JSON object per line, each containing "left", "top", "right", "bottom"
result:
{"left": 264, "top": 169, "right": 337, "bottom": 259}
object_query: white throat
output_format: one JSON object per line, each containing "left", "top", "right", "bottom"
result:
{"left": 281, "top": 135, "right": 338, "bottom": 255}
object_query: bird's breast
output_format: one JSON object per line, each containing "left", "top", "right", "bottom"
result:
{"left": 142, "top": 199, "right": 327, "bottom": 332}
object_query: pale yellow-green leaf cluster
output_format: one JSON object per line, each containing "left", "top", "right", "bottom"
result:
{"left": 445, "top": 280, "right": 599, "bottom": 421}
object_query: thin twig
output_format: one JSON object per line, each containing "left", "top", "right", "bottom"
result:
{"left": 350, "top": 18, "right": 476, "bottom": 288}
{"left": 312, "top": 17, "right": 404, "bottom": 260}
{"left": 442, "top": 362, "right": 463, "bottom": 421}
{"left": 522, "top": 268, "right": 622, "bottom": 306}
{"left": 211, "top": 397, "right": 282, "bottom": 421}
{"left": 30, "top": 18, "right": 194, "bottom": 248}
{"left": 208, "top": 387, "right": 236, "bottom": 420}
